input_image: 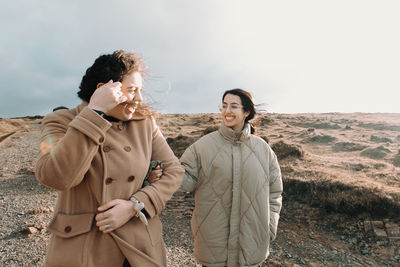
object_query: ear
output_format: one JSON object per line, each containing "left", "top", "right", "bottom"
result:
{"left": 244, "top": 111, "right": 250, "bottom": 119}
{"left": 96, "top": 82, "right": 104, "bottom": 89}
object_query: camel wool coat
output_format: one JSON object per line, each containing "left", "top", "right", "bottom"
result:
{"left": 35, "top": 103, "right": 184, "bottom": 267}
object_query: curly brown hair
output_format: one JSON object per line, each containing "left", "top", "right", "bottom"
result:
{"left": 77, "top": 50, "right": 148, "bottom": 102}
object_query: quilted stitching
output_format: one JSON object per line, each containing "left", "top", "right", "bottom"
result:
{"left": 187, "top": 127, "right": 281, "bottom": 266}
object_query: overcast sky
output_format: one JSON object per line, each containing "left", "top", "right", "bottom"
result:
{"left": 1, "top": 0, "right": 399, "bottom": 118}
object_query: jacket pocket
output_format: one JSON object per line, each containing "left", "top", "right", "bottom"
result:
{"left": 146, "top": 215, "right": 162, "bottom": 246}
{"left": 46, "top": 212, "right": 95, "bottom": 266}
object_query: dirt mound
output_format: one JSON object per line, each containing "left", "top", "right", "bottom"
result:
{"left": 347, "top": 163, "right": 366, "bottom": 171}
{"left": 360, "top": 146, "right": 391, "bottom": 160}
{"left": 0, "top": 120, "right": 23, "bottom": 135}
{"left": 0, "top": 131, "right": 17, "bottom": 143}
{"left": 332, "top": 142, "right": 367, "bottom": 152}
{"left": 258, "top": 115, "right": 274, "bottom": 126}
{"left": 260, "top": 135, "right": 269, "bottom": 144}
{"left": 166, "top": 135, "right": 198, "bottom": 158}
{"left": 370, "top": 135, "right": 393, "bottom": 143}
{"left": 284, "top": 176, "right": 400, "bottom": 217}
{"left": 303, "top": 134, "right": 336, "bottom": 144}
{"left": 271, "top": 141, "right": 304, "bottom": 160}
{"left": 290, "top": 121, "right": 341, "bottom": 130}
{"left": 393, "top": 150, "right": 400, "bottom": 167}
{"left": 358, "top": 122, "right": 400, "bottom": 131}
{"left": 202, "top": 125, "right": 219, "bottom": 136}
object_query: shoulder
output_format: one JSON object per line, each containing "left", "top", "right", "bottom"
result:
{"left": 194, "top": 130, "right": 221, "bottom": 147}
{"left": 126, "top": 116, "right": 158, "bottom": 135}
{"left": 42, "top": 106, "right": 79, "bottom": 127}
{"left": 249, "top": 134, "right": 269, "bottom": 147}
{"left": 181, "top": 130, "right": 221, "bottom": 162}
{"left": 247, "top": 134, "right": 276, "bottom": 156}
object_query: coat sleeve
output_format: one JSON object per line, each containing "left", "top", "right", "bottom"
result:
{"left": 35, "top": 107, "right": 111, "bottom": 191}
{"left": 268, "top": 148, "right": 283, "bottom": 241}
{"left": 178, "top": 144, "right": 200, "bottom": 193}
{"left": 132, "top": 118, "right": 184, "bottom": 218}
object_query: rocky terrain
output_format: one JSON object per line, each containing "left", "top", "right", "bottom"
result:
{"left": 0, "top": 112, "right": 399, "bottom": 266}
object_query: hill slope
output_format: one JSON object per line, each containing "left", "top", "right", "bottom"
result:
{"left": 0, "top": 113, "right": 399, "bottom": 266}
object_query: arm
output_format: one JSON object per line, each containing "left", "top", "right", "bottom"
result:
{"left": 179, "top": 144, "right": 200, "bottom": 193}
{"left": 35, "top": 81, "right": 126, "bottom": 190}
{"left": 95, "top": 161, "right": 164, "bottom": 233}
{"left": 132, "top": 118, "right": 184, "bottom": 218}
{"left": 268, "top": 149, "right": 283, "bottom": 241}
{"left": 35, "top": 107, "right": 111, "bottom": 190}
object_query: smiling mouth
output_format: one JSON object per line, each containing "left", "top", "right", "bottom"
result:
{"left": 123, "top": 100, "right": 140, "bottom": 106}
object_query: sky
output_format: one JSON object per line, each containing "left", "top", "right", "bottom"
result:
{"left": 1, "top": 0, "right": 400, "bottom": 118}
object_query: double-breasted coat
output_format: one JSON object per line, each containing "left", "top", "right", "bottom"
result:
{"left": 35, "top": 103, "right": 184, "bottom": 267}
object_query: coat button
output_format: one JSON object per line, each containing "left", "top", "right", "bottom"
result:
{"left": 105, "top": 177, "right": 113, "bottom": 184}
{"left": 118, "top": 125, "right": 125, "bottom": 131}
{"left": 64, "top": 226, "right": 72, "bottom": 233}
{"left": 127, "top": 176, "right": 135, "bottom": 182}
{"left": 124, "top": 146, "right": 131, "bottom": 152}
{"left": 103, "top": 146, "right": 111, "bottom": 152}
{"left": 99, "top": 137, "right": 104, "bottom": 143}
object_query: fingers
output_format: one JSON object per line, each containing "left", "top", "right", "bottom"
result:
{"left": 148, "top": 167, "right": 162, "bottom": 183}
{"left": 88, "top": 81, "right": 125, "bottom": 112}
{"left": 95, "top": 212, "right": 113, "bottom": 233}
{"left": 102, "top": 224, "right": 111, "bottom": 233}
{"left": 110, "top": 83, "right": 125, "bottom": 102}
{"left": 95, "top": 211, "right": 107, "bottom": 221}
{"left": 148, "top": 177, "right": 160, "bottom": 183}
{"left": 95, "top": 199, "right": 133, "bottom": 234}
{"left": 119, "top": 95, "right": 128, "bottom": 103}
{"left": 151, "top": 169, "right": 162, "bottom": 177}
{"left": 97, "top": 219, "right": 114, "bottom": 233}
{"left": 98, "top": 199, "right": 119, "bottom": 212}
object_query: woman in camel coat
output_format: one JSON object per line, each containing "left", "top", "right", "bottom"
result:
{"left": 35, "top": 50, "right": 184, "bottom": 267}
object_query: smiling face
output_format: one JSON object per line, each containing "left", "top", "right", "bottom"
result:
{"left": 121, "top": 71, "right": 143, "bottom": 105}
{"left": 103, "top": 71, "right": 145, "bottom": 120}
{"left": 221, "top": 93, "right": 250, "bottom": 131}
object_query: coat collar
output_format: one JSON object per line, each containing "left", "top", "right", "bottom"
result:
{"left": 218, "top": 122, "right": 251, "bottom": 142}
{"left": 78, "top": 102, "right": 146, "bottom": 121}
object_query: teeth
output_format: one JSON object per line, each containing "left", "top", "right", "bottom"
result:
{"left": 225, "top": 116, "right": 235, "bottom": 121}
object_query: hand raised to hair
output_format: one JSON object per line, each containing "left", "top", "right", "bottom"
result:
{"left": 88, "top": 80, "right": 127, "bottom": 113}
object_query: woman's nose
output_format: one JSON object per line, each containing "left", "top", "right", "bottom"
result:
{"left": 134, "top": 90, "right": 143, "bottom": 103}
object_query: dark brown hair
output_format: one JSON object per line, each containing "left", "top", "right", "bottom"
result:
{"left": 77, "top": 50, "right": 147, "bottom": 102}
{"left": 222, "top": 88, "right": 257, "bottom": 134}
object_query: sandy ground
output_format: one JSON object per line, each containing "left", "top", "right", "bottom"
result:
{"left": 0, "top": 112, "right": 399, "bottom": 266}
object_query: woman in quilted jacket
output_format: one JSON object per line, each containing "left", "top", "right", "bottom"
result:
{"left": 180, "top": 88, "right": 283, "bottom": 267}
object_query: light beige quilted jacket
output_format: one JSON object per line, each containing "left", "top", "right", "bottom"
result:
{"left": 180, "top": 123, "right": 283, "bottom": 267}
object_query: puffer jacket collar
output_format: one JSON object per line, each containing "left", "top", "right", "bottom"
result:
{"left": 219, "top": 122, "right": 251, "bottom": 142}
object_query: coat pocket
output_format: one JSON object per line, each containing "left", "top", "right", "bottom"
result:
{"left": 145, "top": 215, "right": 163, "bottom": 246}
{"left": 46, "top": 212, "right": 95, "bottom": 266}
